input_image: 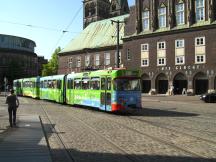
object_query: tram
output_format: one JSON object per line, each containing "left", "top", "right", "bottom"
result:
{"left": 66, "top": 69, "right": 141, "bottom": 111}
{"left": 13, "top": 79, "right": 23, "bottom": 96}
{"left": 13, "top": 69, "right": 142, "bottom": 112}
{"left": 22, "top": 77, "right": 40, "bottom": 98}
{"left": 39, "top": 75, "right": 66, "bottom": 103}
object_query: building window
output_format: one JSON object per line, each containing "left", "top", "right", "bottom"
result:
{"left": 104, "top": 53, "right": 110, "bottom": 65}
{"left": 76, "top": 56, "right": 81, "bottom": 67}
{"left": 142, "top": 10, "right": 149, "bottom": 31}
{"left": 195, "top": 37, "right": 205, "bottom": 46}
{"left": 176, "top": 56, "right": 185, "bottom": 65}
{"left": 157, "top": 41, "right": 166, "bottom": 50}
{"left": 175, "top": 39, "right": 184, "bottom": 48}
{"left": 85, "top": 55, "right": 90, "bottom": 67}
{"left": 196, "top": 55, "right": 205, "bottom": 63}
{"left": 141, "top": 59, "right": 149, "bottom": 67}
{"left": 68, "top": 57, "right": 73, "bottom": 68}
{"left": 195, "top": 0, "right": 205, "bottom": 21}
{"left": 157, "top": 58, "right": 166, "bottom": 66}
{"left": 95, "top": 54, "right": 100, "bottom": 66}
{"left": 141, "top": 44, "right": 149, "bottom": 51}
{"left": 176, "top": 3, "right": 185, "bottom": 25}
{"left": 158, "top": 7, "right": 166, "bottom": 28}
{"left": 127, "top": 49, "right": 131, "bottom": 60}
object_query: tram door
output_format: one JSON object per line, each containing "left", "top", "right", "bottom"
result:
{"left": 100, "top": 77, "right": 112, "bottom": 111}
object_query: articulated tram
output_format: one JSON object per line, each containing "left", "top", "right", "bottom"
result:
{"left": 13, "top": 69, "right": 141, "bottom": 112}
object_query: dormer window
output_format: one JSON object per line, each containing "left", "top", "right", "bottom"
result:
{"left": 195, "top": 0, "right": 205, "bottom": 21}
{"left": 158, "top": 6, "right": 166, "bottom": 28}
{"left": 176, "top": 3, "right": 185, "bottom": 25}
{"left": 142, "top": 10, "right": 150, "bottom": 31}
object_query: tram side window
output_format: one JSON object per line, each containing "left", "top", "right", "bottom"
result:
{"left": 90, "top": 78, "right": 100, "bottom": 90}
{"left": 82, "top": 79, "right": 90, "bottom": 90}
{"left": 57, "top": 80, "right": 62, "bottom": 89}
{"left": 30, "top": 81, "right": 34, "bottom": 88}
{"left": 53, "top": 80, "right": 58, "bottom": 89}
{"left": 101, "top": 78, "right": 106, "bottom": 90}
{"left": 47, "top": 80, "right": 54, "bottom": 88}
{"left": 67, "top": 79, "right": 73, "bottom": 89}
{"left": 107, "top": 77, "right": 111, "bottom": 90}
{"left": 49, "top": 80, "right": 56, "bottom": 89}
{"left": 17, "top": 82, "right": 19, "bottom": 87}
{"left": 44, "top": 81, "right": 48, "bottom": 88}
{"left": 74, "top": 79, "right": 81, "bottom": 89}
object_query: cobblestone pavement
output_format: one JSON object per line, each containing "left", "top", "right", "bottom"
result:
{"left": 0, "top": 95, "right": 216, "bottom": 162}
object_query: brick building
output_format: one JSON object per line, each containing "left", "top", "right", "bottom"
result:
{"left": 58, "top": 0, "right": 216, "bottom": 95}
{"left": 0, "top": 34, "right": 47, "bottom": 90}
{"left": 123, "top": 0, "right": 216, "bottom": 95}
{"left": 58, "top": 0, "right": 129, "bottom": 74}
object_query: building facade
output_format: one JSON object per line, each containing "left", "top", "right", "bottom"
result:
{"left": 123, "top": 0, "right": 216, "bottom": 95}
{"left": 58, "top": 14, "right": 129, "bottom": 74}
{"left": 83, "top": 0, "right": 129, "bottom": 28}
{"left": 59, "top": 0, "right": 216, "bottom": 95}
{"left": 0, "top": 34, "right": 47, "bottom": 90}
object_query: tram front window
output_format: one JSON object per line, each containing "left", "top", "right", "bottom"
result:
{"left": 114, "top": 79, "right": 141, "bottom": 91}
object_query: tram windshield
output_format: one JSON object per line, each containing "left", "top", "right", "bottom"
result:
{"left": 114, "top": 78, "right": 141, "bottom": 91}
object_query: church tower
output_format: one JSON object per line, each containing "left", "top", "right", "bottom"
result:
{"left": 83, "top": 0, "right": 111, "bottom": 28}
{"left": 110, "top": 0, "right": 129, "bottom": 17}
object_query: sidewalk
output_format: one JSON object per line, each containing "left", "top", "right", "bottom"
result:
{"left": 142, "top": 94, "right": 202, "bottom": 103}
{"left": 0, "top": 115, "right": 52, "bottom": 162}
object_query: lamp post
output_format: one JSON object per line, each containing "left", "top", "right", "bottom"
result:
{"left": 111, "top": 20, "right": 124, "bottom": 68}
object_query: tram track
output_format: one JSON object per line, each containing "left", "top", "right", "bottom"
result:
{"left": 128, "top": 116, "right": 216, "bottom": 145}
{"left": 112, "top": 121, "right": 213, "bottom": 159}
{"left": 63, "top": 107, "right": 216, "bottom": 161}
{"left": 28, "top": 98, "right": 216, "bottom": 161}
{"left": 37, "top": 100, "right": 140, "bottom": 162}
{"left": 38, "top": 102, "right": 76, "bottom": 162}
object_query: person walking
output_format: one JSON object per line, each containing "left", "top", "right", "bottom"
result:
{"left": 6, "top": 89, "right": 19, "bottom": 127}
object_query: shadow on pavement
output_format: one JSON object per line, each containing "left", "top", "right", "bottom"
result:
{"left": 50, "top": 148, "right": 216, "bottom": 162}
{"left": 115, "top": 107, "right": 199, "bottom": 117}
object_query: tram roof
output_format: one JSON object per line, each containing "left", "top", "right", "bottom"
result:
{"left": 22, "top": 76, "right": 40, "bottom": 81}
{"left": 40, "top": 75, "right": 65, "bottom": 81}
{"left": 67, "top": 69, "right": 140, "bottom": 79}
{"left": 59, "top": 14, "right": 129, "bottom": 54}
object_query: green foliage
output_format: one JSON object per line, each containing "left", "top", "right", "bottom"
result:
{"left": 42, "top": 47, "right": 61, "bottom": 76}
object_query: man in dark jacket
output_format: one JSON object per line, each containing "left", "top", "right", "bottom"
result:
{"left": 6, "top": 89, "right": 19, "bottom": 127}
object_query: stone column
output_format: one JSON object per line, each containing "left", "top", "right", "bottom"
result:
{"left": 136, "top": 0, "right": 142, "bottom": 33}
{"left": 208, "top": 76, "right": 215, "bottom": 92}
{"left": 209, "top": 0, "right": 215, "bottom": 22}
{"left": 187, "top": 0, "right": 195, "bottom": 26}
{"left": 149, "top": 73, "right": 156, "bottom": 95}
{"left": 151, "top": 0, "right": 158, "bottom": 31}
{"left": 168, "top": 0, "right": 175, "bottom": 29}
{"left": 186, "top": 70, "right": 194, "bottom": 94}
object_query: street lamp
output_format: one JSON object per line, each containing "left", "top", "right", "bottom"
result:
{"left": 111, "top": 20, "right": 124, "bottom": 68}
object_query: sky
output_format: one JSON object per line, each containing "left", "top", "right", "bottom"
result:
{"left": 0, "top": 0, "right": 135, "bottom": 60}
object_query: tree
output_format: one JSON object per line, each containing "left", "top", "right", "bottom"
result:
{"left": 42, "top": 47, "right": 61, "bottom": 76}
